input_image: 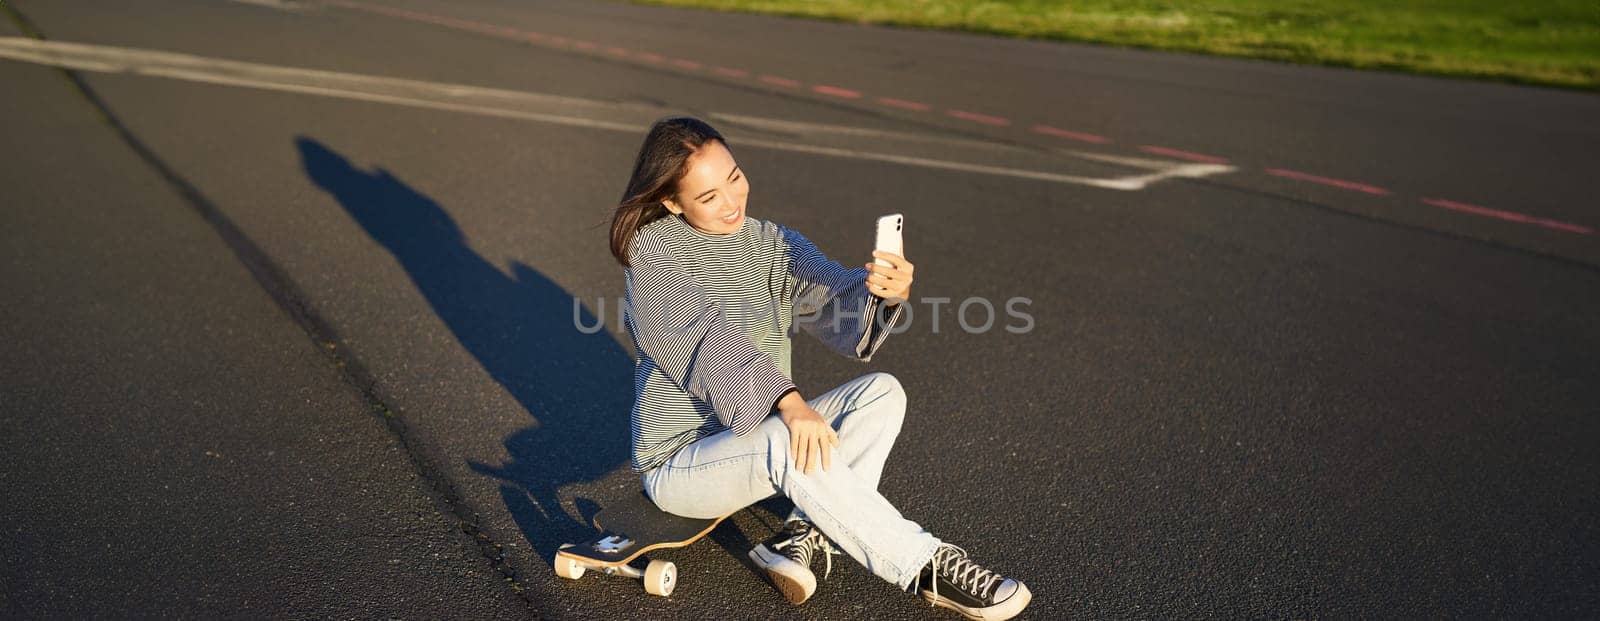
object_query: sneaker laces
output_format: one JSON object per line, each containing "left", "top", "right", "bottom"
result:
{"left": 773, "top": 521, "right": 841, "bottom": 581}
{"left": 916, "top": 544, "right": 1002, "bottom": 606}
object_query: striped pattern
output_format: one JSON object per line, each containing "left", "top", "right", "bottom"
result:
{"left": 624, "top": 213, "right": 905, "bottom": 472}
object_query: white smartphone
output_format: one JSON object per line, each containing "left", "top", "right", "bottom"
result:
{"left": 874, "top": 213, "right": 903, "bottom": 270}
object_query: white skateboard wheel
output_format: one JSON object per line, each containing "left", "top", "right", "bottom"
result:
{"left": 553, "top": 553, "right": 586, "bottom": 580}
{"left": 643, "top": 560, "right": 676, "bottom": 597}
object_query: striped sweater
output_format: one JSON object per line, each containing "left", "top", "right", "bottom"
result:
{"left": 623, "top": 212, "right": 905, "bottom": 473}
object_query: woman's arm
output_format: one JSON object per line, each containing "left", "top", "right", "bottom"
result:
{"left": 626, "top": 229, "right": 798, "bottom": 437}
{"left": 782, "top": 226, "right": 907, "bottom": 361}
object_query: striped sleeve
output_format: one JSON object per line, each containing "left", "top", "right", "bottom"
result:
{"left": 782, "top": 226, "right": 906, "bottom": 362}
{"left": 626, "top": 228, "right": 797, "bottom": 436}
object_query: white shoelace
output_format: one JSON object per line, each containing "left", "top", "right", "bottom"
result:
{"left": 777, "top": 524, "right": 840, "bottom": 580}
{"left": 917, "top": 544, "right": 1002, "bottom": 607}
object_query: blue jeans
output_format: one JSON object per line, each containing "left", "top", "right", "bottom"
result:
{"left": 641, "top": 371, "right": 942, "bottom": 590}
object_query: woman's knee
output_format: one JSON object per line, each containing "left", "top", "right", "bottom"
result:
{"left": 760, "top": 418, "right": 794, "bottom": 474}
{"left": 866, "top": 371, "right": 907, "bottom": 428}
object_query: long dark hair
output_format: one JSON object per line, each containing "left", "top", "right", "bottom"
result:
{"left": 609, "top": 116, "right": 728, "bottom": 267}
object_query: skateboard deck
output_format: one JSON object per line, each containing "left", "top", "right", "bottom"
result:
{"left": 552, "top": 489, "right": 734, "bottom": 596}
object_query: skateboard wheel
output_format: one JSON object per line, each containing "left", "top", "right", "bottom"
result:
{"left": 553, "top": 553, "right": 586, "bottom": 580}
{"left": 643, "top": 560, "right": 676, "bottom": 597}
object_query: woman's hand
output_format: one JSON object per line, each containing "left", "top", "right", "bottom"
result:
{"left": 777, "top": 391, "right": 837, "bottom": 475}
{"left": 865, "top": 250, "right": 913, "bottom": 306}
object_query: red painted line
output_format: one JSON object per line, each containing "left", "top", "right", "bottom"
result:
{"left": 812, "top": 85, "right": 862, "bottom": 99}
{"left": 1422, "top": 198, "right": 1592, "bottom": 234}
{"left": 875, "top": 97, "right": 931, "bottom": 111}
{"left": 1030, "top": 124, "right": 1108, "bottom": 144}
{"left": 636, "top": 52, "right": 665, "bottom": 63}
{"left": 945, "top": 109, "right": 1011, "bottom": 126}
{"left": 1265, "top": 168, "right": 1390, "bottom": 196}
{"left": 1139, "top": 145, "right": 1229, "bottom": 164}
{"left": 334, "top": 1, "right": 594, "bottom": 59}
{"left": 759, "top": 75, "right": 801, "bottom": 88}
{"left": 670, "top": 58, "right": 702, "bottom": 70}
{"left": 440, "top": 16, "right": 490, "bottom": 33}
{"left": 605, "top": 46, "right": 629, "bottom": 56}
{"left": 712, "top": 66, "right": 750, "bottom": 78}
{"left": 350, "top": 2, "right": 396, "bottom": 17}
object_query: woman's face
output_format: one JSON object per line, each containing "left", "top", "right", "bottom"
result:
{"left": 662, "top": 140, "right": 749, "bottom": 235}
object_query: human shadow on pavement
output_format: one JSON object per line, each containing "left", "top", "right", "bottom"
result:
{"left": 296, "top": 137, "right": 634, "bottom": 565}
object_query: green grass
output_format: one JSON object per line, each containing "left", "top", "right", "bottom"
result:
{"left": 624, "top": 0, "right": 1600, "bottom": 90}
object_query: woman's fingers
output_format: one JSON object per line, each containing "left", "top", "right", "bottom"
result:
{"left": 866, "top": 271, "right": 910, "bottom": 298}
{"left": 786, "top": 417, "right": 841, "bottom": 475}
{"left": 871, "top": 249, "right": 904, "bottom": 265}
{"left": 865, "top": 252, "right": 914, "bottom": 298}
{"left": 797, "top": 428, "right": 813, "bottom": 474}
{"left": 821, "top": 427, "right": 839, "bottom": 471}
{"left": 816, "top": 430, "right": 834, "bottom": 473}
{"left": 813, "top": 431, "right": 826, "bottom": 474}
{"left": 865, "top": 262, "right": 909, "bottom": 282}
{"left": 868, "top": 275, "right": 906, "bottom": 296}
{"left": 802, "top": 430, "right": 833, "bottom": 475}
{"left": 792, "top": 430, "right": 804, "bottom": 473}
{"left": 870, "top": 250, "right": 914, "bottom": 274}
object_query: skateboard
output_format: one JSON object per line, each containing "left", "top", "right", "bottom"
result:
{"left": 552, "top": 490, "right": 733, "bottom": 597}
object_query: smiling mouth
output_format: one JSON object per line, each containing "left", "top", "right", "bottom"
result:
{"left": 720, "top": 208, "right": 741, "bottom": 223}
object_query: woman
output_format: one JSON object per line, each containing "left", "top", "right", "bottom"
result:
{"left": 609, "top": 117, "right": 1031, "bottom": 620}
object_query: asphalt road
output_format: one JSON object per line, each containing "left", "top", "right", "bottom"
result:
{"left": 2, "top": 0, "right": 1597, "bottom": 618}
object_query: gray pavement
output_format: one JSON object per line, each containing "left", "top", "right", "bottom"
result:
{"left": 2, "top": 0, "right": 1597, "bottom": 618}
{"left": 0, "top": 50, "right": 529, "bottom": 619}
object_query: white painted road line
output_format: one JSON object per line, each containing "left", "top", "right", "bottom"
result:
{"left": 0, "top": 37, "right": 1234, "bottom": 191}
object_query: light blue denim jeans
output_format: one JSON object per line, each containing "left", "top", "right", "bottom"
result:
{"left": 641, "top": 371, "right": 942, "bottom": 590}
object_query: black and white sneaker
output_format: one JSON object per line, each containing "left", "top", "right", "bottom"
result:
{"left": 911, "top": 544, "right": 1031, "bottom": 620}
{"left": 748, "top": 519, "right": 839, "bottom": 604}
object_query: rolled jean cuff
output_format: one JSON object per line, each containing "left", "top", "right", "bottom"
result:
{"left": 894, "top": 536, "right": 944, "bottom": 590}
